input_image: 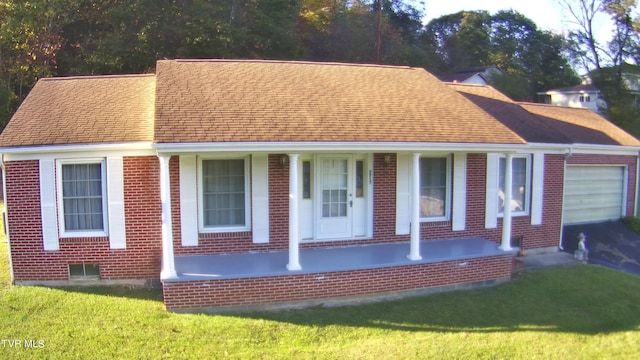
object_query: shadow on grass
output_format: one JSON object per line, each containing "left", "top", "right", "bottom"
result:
{"left": 228, "top": 266, "right": 640, "bottom": 335}
{"left": 55, "top": 284, "right": 164, "bottom": 302}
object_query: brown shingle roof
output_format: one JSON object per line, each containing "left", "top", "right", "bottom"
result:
{"left": 519, "top": 103, "right": 640, "bottom": 147}
{"left": 153, "top": 59, "right": 524, "bottom": 144}
{"left": 0, "top": 74, "right": 155, "bottom": 147}
{"left": 448, "top": 83, "right": 571, "bottom": 144}
{"left": 448, "top": 83, "right": 640, "bottom": 147}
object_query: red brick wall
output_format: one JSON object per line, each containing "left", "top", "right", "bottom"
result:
{"left": 162, "top": 254, "right": 512, "bottom": 310}
{"left": 173, "top": 153, "right": 411, "bottom": 254}
{"left": 10, "top": 151, "right": 627, "bottom": 283}
{"left": 567, "top": 154, "right": 638, "bottom": 217}
{"left": 6, "top": 157, "right": 162, "bottom": 282}
{"left": 169, "top": 152, "right": 568, "bottom": 256}
{"left": 413, "top": 153, "right": 565, "bottom": 250}
{"left": 173, "top": 154, "right": 289, "bottom": 255}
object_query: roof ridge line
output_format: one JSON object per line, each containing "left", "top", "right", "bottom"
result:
{"left": 40, "top": 73, "right": 155, "bottom": 81}
{"left": 170, "top": 58, "right": 415, "bottom": 70}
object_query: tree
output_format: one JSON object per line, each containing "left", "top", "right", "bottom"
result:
{"left": 421, "top": 10, "right": 579, "bottom": 100}
{"left": 228, "top": 0, "right": 302, "bottom": 59}
{"left": 420, "top": 11, "right": 492, "bottom": 73}
{"left": 0, "top": 0, "right": 68, "bottom": 127}
{"left": 560, "top": 0, "right": 640, "bottom": 137}
{"left": 561, "top": 0, "right": 639, "bottom": 71}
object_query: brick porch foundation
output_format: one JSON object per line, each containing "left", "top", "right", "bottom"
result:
{"left": 162, "top": 254, "right": 512, "bottom": 313}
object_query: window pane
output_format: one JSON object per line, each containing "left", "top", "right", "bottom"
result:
{"left": 356, "top": 161, "right": 364, "bottom": 198}
{"left": 84, "top": 263, "right": 100, "bottom": 276}
{"left": 320, "top": 159, "right": 349, "bottom": 218}
{"left": 499, "top": 157, "right": 528, "bottom": 213}
{"left": 62, "top": 163, "right": 104, "bottom": 231}
{"left": 303, "top": 161, "right": 311, "bottom": 199}
{"left": 68, "top": 264, "right": 85, "bottom": 277}
{"left": 202, "top": 159, "right": 246, "bottom": 227}
{"left": 420, "top": 157, "right": 448, "bottom": 217}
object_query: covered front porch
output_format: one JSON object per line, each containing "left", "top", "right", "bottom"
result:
{"left": 157, "top": 152, "right": 522, "bottom": 280}
{"left": 161, "top": 237, "right": 514, "bottom": 312}
{"left": 168, "top": 237, "right": 507, "bottom": 281}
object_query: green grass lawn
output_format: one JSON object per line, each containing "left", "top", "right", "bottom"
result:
{"left": 1, "top": 205, "right": 640, "bottom": 359}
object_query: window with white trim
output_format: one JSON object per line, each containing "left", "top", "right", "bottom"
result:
{"left": 579, "top": 94, "right": 591, "bottom": 102}
{"left": 58, "top": 160, "right": 108, "bottom": 237}
{"left": 420, "top": 156, "right": 451, "bottom": 220}
{"left": 498, "top": 155, "right": 531, "bottom": 216}
{"left": 200, "top": 158, "right": 251, "bottom": 232}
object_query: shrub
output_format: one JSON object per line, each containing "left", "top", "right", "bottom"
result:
{"left": 622, "top": 216, "right": 640, "bottom": 234}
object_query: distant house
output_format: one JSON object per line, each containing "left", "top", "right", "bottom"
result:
{"left": 538, "top": 65, "right": 640, "bottom": 113}
{"left": 438, "top": 66, "right": 501, "bottom": 85}
{"left": 537, "top": 78, "right": 605, "bottom": 113}
{"left": 0, "top": 60, "right": 638, "bottom": 313}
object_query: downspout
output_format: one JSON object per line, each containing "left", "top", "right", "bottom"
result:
{"left": 0, "top": 153, "right": 14, "bottom": 283}
{"left": 558, "top": 147, "right": 573, "bottom": 250}
{"left": 633, "top": 152, "right": 640, "bottom": 216}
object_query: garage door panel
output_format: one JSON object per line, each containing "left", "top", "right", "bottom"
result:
{"left": 565, "top": 187, "right": 622, "bottom": 197}
{"left": 565, "top": 190, "right": 623, "bottom": 201}
{"left": 566, "top": 166, "right": 620, "bottom": 177}
{"left": 565, "top": 194, "right": 622, "bottom": 209}
{"left": 563, "top": 166, "right": 625, "bottom": 224}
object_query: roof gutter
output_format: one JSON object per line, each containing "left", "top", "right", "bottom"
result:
{"left": 153, "top": 141, "right": 640, "bottom": 156}
{"left": 0, "top": 141, "right": 635, "bottom": 157}
{"left": 152, "top": 141, "right": 537, "bottom": 154}
{"left": 0, "top": 141, "right": 154, "bottom": 155}
{"left": 568, "top": 143, "right": 640, "bottom": 155}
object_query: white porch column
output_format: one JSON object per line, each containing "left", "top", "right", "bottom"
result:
{"left": 500, "top": 153, "right": 513, "bottom": 251}
{"left": 408, "top": 153, "right": 422, "bottom": 260}
{"left": 287, "top": 153, "right": 302, "bottom": 271}
{"left": 159, "top": 155, "right": 177, "bottom": 279}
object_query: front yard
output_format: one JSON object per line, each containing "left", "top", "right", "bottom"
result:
{"left": 0, "top": 204, "right": 639, "bottom": 358}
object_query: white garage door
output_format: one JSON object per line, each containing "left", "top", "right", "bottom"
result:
{"left": 563, "top": 166, "right": 625, "bottom": 224}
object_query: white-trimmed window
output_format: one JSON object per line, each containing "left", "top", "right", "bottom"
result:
{"left": 498, "top": 155, "right": 531, "bottom": 216}
{"left": 420, "top": 156, "right": 451, "bottom": 221}
{"left": 579, "top": 94, "right": 591, "bottom": 103}
{"left": 199, "top": 157, "right": 251, "bottom": 232}
{"left": 57, "top": 159, "right": 108, "bottom": 237}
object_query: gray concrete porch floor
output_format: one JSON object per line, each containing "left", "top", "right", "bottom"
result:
{"left": 166, "top": 237, "right": 509, "bottom": 282}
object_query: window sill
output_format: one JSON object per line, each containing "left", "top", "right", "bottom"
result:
{"left": 420, "top": 217, "right": 450, "bottom": 223}
{"left": 60, "top": 230, "right": 108, "bottom": 239}
{"left": 199, "top": 226, "right": 251, "bottom": 234}
{"left": 497, "top": 212, "right": 530, "bottom": 218}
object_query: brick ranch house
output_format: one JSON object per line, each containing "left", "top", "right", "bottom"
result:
{"left": 0, "top": 59, "right": 638, "bottom": 313}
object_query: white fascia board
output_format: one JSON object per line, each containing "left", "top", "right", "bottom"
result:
{"left": 568, "top": 144, "right": 640, "bottom": 155}
{"left": 1, "top": 142, "right": 155, "bottom": 161}
{"left": 528, "top": 143, "right": 640, "bottom": 155}
{"left": 512, "top": 143, "right": 568, "bottom": 154}
{"left": 153, "top": 141, "right": 535, "bottom": 154}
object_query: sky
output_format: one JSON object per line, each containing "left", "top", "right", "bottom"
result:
{"left": 420, "top": 0, "right": 614, "bottom": 41}
{"left": 424, "top": 0, "right": 565, "bottom": 33}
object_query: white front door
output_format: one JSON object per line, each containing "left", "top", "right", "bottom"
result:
{"left": 316, "top": 156, "right": 353, "bottom": 239}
